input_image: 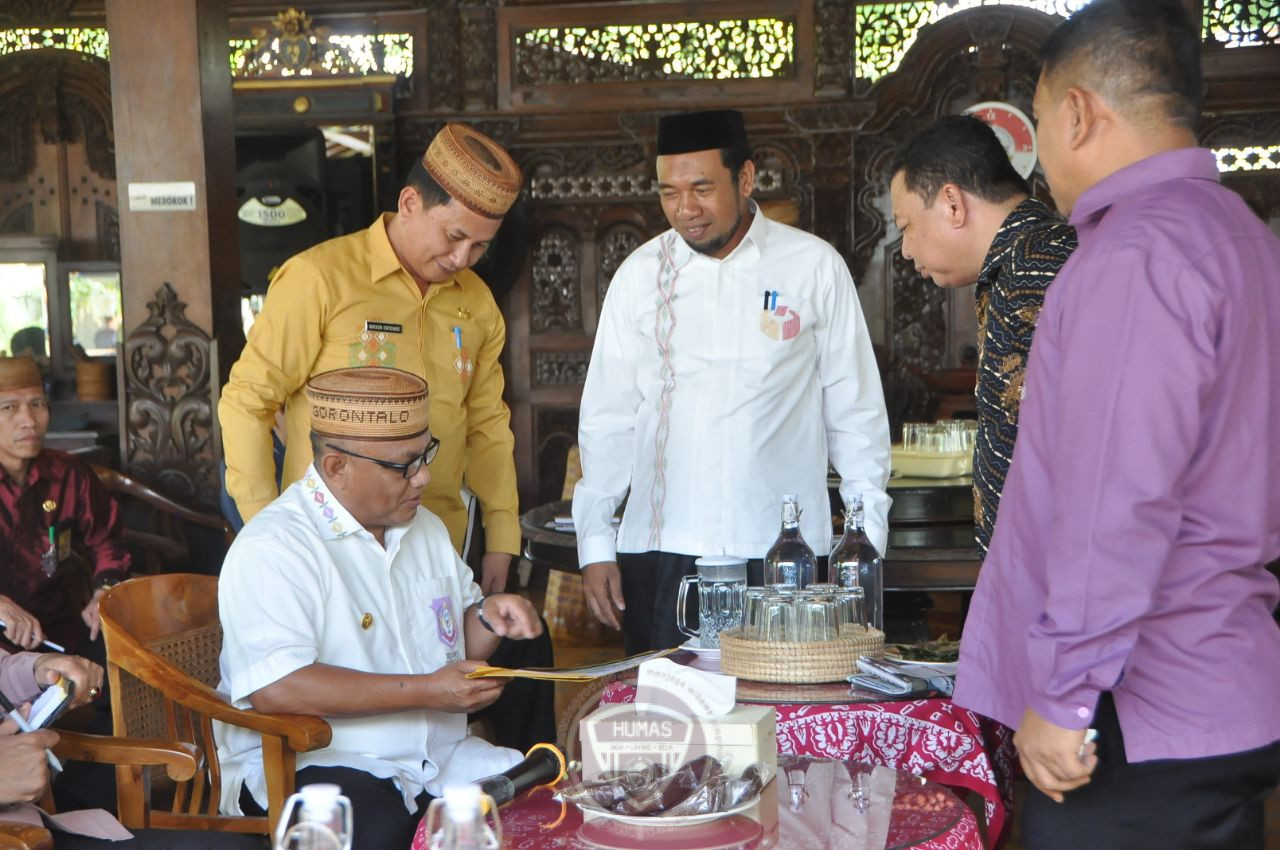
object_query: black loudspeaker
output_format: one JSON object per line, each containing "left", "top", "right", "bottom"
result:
{"left": 235, "top": 129, "right": 329, "bottom": 294}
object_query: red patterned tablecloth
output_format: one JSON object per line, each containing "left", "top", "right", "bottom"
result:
{"left": 600, "top": 681, "right": 1015, "bottom": 848}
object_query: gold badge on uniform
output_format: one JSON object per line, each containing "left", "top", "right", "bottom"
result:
{"left": 360, "top": 613, "right": 374, "bottom": 630}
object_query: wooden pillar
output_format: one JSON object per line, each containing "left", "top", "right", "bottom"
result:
{"left": 106, "top": 0, "right": 242, "bottom": 506}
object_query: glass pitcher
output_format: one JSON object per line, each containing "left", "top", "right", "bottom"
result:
{"left": 676, "top": 555, "right": 748, "bottom": 648}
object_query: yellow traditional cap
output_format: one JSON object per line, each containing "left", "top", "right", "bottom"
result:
{"left": 306, "top": 367, "right": 430, "bottom": 441}
{"left": 0, "top": 356, "right": 43, "bottom": 392}
{"left": 422, "top": 123, "right": 523, "bottom": 219}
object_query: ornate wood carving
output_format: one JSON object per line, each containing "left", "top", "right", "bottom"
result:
{"left": 123, "top": 283, "right": 217, "bottom": 509}
{"left": 530, "top": 226, "right": 582, "bottom": 332}
{"left": 968, "top": 13, "right": 1017, "bottom": 102}
{"left": 460, "top": 0, "right": 498, "bottom": 110}
{"left": 596, "top": 222, "right": 644, "bottom": 305}
{"left": 496, "top": 0, "right": 813, "bottom": 110}
{"left": 95, "top": 199, "right": 119, "bottom": 261}
{"left": 885, "top": 238, "right": 943, "bottom": 431}
{"left": 1198, "top": 109, "right": 1280, "bottom": 148}
{"left": 511, "top": 15, "right": 797, "bottom": 86}
{"left": 0, "top": 1, "right": 76, "bottom": 26}
{"left": 425, "top": 0, "right": 462, "bottom": 110}
{"left": 533, "top": 352, "right": 590, "bottom": 386}
{"left": 814, "top": 0, "right": 853, "bottom": 98}
{"left": 1202, "top": 0, "right": 1280, "bottom": 46}
{"left": 0, "top": 50, "right": 114, "bottom": 181}
{"left": 1, "top": 203, "right": 33, "bottom": 233}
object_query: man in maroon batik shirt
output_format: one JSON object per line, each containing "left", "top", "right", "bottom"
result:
{"left": 0, "top": 356, "right": 130, "bottom": 654}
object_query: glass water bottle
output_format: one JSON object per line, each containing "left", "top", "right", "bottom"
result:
{"left": 273, "top": 784, "right": 352, "bottom": 850}
{"left": 829, "top": 494, "right": 883, "bottom": 631}
{"left": 763, "top": 494, "right": 817, "bottom": 589}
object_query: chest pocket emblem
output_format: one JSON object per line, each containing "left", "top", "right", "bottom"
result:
{"left": 760, "top": 302, "right": 802, "bottom": 342}
{"left": 431, "top": 596, "right": 458, "bottom": 647}
{"left": 349, "top": 330, "right": 398, "bottom": 367}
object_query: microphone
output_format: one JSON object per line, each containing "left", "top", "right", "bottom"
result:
{"left": 475, "top": 743, "right": 566, "bottom": 808}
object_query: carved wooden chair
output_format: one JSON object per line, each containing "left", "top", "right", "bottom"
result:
{"left": 99, "top": 573, "right": 331, "bottom": 836}
{"left": 91, "top": 465, "right": 235, "bottom": 574}
{"left": 0, "top": 728, "right": 202, "bottom": 849}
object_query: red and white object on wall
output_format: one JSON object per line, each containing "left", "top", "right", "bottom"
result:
{"left": 965, "top": 101, "right": 1038, "bottom": 180}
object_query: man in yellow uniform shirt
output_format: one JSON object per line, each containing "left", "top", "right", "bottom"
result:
{"left": 220, "top": 123, "right": 521, "bottom": 593}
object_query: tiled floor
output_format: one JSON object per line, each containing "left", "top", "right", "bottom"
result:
{"left": 527, "top": 570, "right": 1280, "bottom": 849}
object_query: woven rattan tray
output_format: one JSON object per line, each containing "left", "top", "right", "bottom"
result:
{"left": 718, "top": 625, "right": 885, "bottom": 683}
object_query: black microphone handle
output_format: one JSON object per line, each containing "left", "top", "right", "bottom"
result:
{"left": 476, "top": 746, "right": 564, "bottom": 807}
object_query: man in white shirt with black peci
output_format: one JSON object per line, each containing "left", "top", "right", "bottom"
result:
{"left": 573, "top": 109, "right": 892, "bottom": 653}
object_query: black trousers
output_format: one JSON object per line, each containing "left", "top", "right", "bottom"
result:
{"left": 1022, "top": 693, "right": 1280, "bottom": 850}
{"left": 240, "top": 765, "right": 429, "bottom": 850}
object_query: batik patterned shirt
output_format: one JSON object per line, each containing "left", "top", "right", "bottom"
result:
{"left": 973, "top": 198, "right": 1076, "bottom": 554}
{"left": 0, "top": 450, "right": 131, "bottom": 651}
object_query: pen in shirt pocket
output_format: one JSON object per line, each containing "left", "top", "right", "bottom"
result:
{"left": 453, "top": 326, "right": 462, "bottom": 349}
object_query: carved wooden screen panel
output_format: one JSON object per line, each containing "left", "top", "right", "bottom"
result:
{"left": 496, "top": 0, "right": 813, "bottom": 111}
{"left": 0, "top": 49, "right": 118, "bottom": 260}
{"left": 505, "top": 141, "right": 661, "bottom": 508}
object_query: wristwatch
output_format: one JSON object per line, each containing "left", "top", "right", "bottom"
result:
{"left": 96, "top": 577, "right": 124, "bottom": 593}
{"left": 475, "top": 597, "right": 497, "bottom": 633}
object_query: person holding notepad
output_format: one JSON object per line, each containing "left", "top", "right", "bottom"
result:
{"left": 217, "top": 367, "right": 543, "bottom": 850}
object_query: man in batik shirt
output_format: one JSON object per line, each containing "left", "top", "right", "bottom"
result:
{"left": 0, "top": 356, "right": 130, "bottom": 653}
{"left": 891, "top": 115, "right": 1076, "bottom": 553}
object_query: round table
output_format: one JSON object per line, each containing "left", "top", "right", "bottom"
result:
{"left": 413, "top": 757, "right": 983, "bottom": 850}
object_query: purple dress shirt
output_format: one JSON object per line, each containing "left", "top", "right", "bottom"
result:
{"left": 954, "top": 147, "right": 1280, "bottom": 762}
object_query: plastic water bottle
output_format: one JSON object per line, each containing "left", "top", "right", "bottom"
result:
{"left": 425, "top": 784, "right": 501, "bottom": 850}
{"left": 273, "top": 784, "right": 352, "bottom": 850}
{"left": 763, "top": 494, "right": 817, "bottom": 589}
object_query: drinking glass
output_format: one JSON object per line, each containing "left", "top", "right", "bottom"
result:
{"left": 744, "top": 588, "right": 770, "bottom": 640}
{"left": 760, "top": 592, "right": 796, "bottom": 642}
{"left": 796, "top": 598, "right": 837, "bottom": 642}
{"left": 834, "top": 586, "right": 866, "bottom": 631}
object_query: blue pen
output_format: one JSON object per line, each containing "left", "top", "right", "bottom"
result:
{"left": 453, "top": 327, "right": 462, "bottom": 349}
{"left": 770, "top": 290, "right": 778, "bottom": 310}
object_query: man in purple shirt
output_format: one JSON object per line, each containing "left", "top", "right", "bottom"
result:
{"left": 953, "top": 1, "right": 1280, "bottom": 847}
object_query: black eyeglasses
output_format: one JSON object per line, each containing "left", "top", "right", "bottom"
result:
{"left": 325, "top": 437, "right": 440, "bottom": 480}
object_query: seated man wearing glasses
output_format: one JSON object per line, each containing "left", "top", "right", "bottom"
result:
{"left": 216, "top": 367, "right": 543, "bottom": 850}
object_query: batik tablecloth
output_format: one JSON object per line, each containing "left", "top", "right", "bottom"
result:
{"left": 600, "top": 681, "right": 1015, "bottom": 847}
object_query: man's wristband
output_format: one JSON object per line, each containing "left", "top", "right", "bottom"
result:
{"left": 475, "top": 597, "right": 497, "bottom": 633}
